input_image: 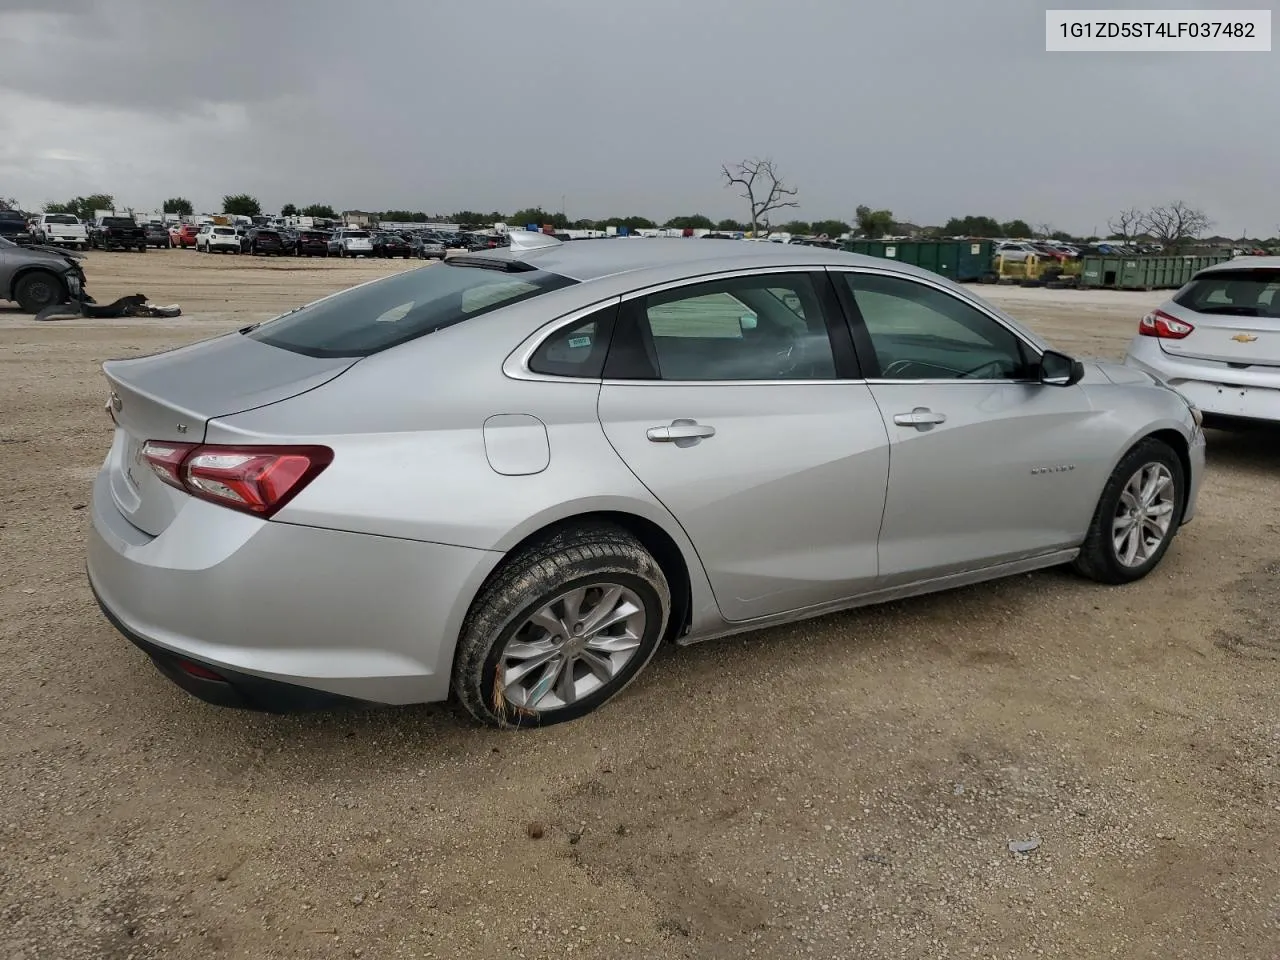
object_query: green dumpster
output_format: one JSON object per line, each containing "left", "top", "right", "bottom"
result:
{"left": 840, "top": 238, "right": 996, "bottom": 282}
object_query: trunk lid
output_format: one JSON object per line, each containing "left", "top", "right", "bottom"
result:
{"left": 1159, "top": 268, "right": 1280, "bottom": 367}
{"left": 102, "top": 331, "right": 358, "bottom": 535}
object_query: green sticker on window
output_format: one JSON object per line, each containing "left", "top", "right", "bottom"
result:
{"left": 568, "top": 335, "right": 592, "bottom": 349}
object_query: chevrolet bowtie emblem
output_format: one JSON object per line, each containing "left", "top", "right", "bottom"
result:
{"left": 1232, "top": 333, "right": 1258, "bottom": 343}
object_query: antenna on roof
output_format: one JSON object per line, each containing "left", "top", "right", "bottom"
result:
{"left": 507, "top": 230, "right": 562, "bottom": 252}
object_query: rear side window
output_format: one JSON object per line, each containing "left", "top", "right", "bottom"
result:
{"left": 247, "top": 262, "right": 577, "bottom": 358}
{"left": 1173, "top": 270, "right": 1280, "bottom": 318}
{"left": 529, "top": 304, "right": 618, "bottom": 378}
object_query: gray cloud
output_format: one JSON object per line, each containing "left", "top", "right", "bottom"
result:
{"left": 0, "top": 0, "right": 1274, "bottom": 235}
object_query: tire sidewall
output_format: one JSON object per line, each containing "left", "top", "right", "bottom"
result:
{"left": 1096, "top": 441, "right": 1186, "bottom": 582}
{"left": 468, "top": 563, "right": 668, "bottom": 729}
{"left": 15, "top": 271, "right": 62, "bottom": 312}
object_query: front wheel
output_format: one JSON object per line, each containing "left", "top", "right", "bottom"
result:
{"left": 14, "top": 270, "right": 65, "bottom": 313}
{"left": 1073, "top": 438, "right": 1186, "bottom": 584}
{"left": 452, "top": 524, "right": 670, "bottom": 729}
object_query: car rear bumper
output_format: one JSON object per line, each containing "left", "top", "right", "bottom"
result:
{"left": 1125, "top": 339, "right": 1280, "bottom": 424}
{"left": 86, "top": 466, "right": 502, "bottom": 710}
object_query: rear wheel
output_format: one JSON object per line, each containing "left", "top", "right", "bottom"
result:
{"left": 453, "top": 523, "right": 670, "bottom": 729}
{"left": 14, "top": 270, "right": 65, "bottom": 313}
{"left": 1073, "top": 438, "right": 1186, "bottom": 584}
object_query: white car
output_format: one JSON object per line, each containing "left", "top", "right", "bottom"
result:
{"left": 1124, "top": 257, "right": 1280, "bottom": 426}
{"left": 33, "top": 213, "right": 88, "bottom": 248}
{"left": 327, "top": 228, "right": 374, "bottom": 257}
{"left": 994, "top": 241, "right": 1039, "bottom": 263}
{"left": 197, "top": 225, "right": 242, "bottom": 254}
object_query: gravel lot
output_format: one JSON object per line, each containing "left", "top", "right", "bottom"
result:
{"left": 2, "top": 250, "right": 1277, "bottom": 960}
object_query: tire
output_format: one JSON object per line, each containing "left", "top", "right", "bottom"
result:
{"left": 137, "top": 245, "right": 146, "bottom": 253}
{"left": 1072, "top": 437, "right": 1186, "bottom": 585}
{"left": 14, "top": 270, "right": 65, "bottom": 313}
{"left": 452, "top": 523, "right": 670, "bottom": 729}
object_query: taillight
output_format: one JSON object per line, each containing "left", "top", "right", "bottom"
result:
{"left": 1139, "top": 309, "right": 1195, "bottom": 340}
{"left": 141, "top": 441, "right": 332, "bottom": 517}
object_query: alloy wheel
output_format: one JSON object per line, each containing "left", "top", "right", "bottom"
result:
{"left": 498, "top": 583, "right": 646, "bottom": 713}
{"left": 1112, "top": 462, "right": 1175, "bottom": 567}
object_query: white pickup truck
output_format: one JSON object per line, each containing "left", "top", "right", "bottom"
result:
{"left": 32, "top": 213, "right": 89, "bottom": 249}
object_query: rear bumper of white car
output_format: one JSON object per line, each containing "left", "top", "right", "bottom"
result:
{"left": 1125, "top": 338, "right": 1280, "bottom": 425}
{"left": 86, "top": 467, "right": 501, "bottom": 711}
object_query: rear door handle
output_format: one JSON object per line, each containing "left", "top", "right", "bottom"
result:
{"left": 646, "top": 419, "right": 716, "bottom": 443}
{"left": 893, "top": 408, "right": 947, "bottom": 428}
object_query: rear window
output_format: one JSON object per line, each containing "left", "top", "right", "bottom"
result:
{"left": 1174, "top": 269, "right": 1280, "bottom": 318}
{"left": 45, "top": 214, "right": 78, "bottom": 224}
{"left": 213, "top": 227, "right": 235, "bottom": 235}
{"left": 344, "top": 231, "right": 369, "bottom": 239}
{"left": 245, "top": 262, "right": 578, "bottom": 358}
{"left": 102, "top": 218, "right": 135, "bottom": 227}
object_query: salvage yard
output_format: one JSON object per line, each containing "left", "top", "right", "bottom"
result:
{"left": 2, "top": 250, "right": 1277, "bottom": 959}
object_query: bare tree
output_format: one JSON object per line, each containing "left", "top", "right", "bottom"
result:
{"left": 1107, "top": 207, "right": 1143, "bottom": 244}
{"left": 1140, "top": 201, "right": 1211, "bottom": 252}
{"left": 1033, "top": 222, "right": 1054, "bottom": 239}
{"left": 721, "top": 158, "right": 798, "bottom": 236}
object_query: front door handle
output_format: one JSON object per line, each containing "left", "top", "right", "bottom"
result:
{"left": 893, "top": 408, "right": 947, "bottom": 428}
{"left": 646, "top": 419, "right": 716, "bottom": 444}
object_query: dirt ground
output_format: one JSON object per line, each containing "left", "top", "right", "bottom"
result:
{"left": 1, "top": 250, "right": 1277, "bottom": 960}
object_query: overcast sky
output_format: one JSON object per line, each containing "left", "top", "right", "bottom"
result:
{"left": 0, "top": 0, "right": 1274, "bottom": 234}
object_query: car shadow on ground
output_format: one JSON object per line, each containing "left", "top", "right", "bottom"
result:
{"left": 1204, "top": 424, "right": 1280, "bottom": 473}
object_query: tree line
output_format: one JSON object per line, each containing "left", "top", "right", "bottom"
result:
{"left": 18, "top": 172, "right": 1273, "bottom": 248}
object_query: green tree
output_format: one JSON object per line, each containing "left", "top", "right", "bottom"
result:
{"left": 163, "top": 197, "right": 193, "bottom": 216}
{"left": 510, "top": 207, "right": 570, "bottom": 229}
{"left": 50, "top": 194, "right": 116, "bottom": 220}
{"left": 810, "top": 219, "right": 851, "bottom": 238}
{"left": 222, "top": 194, "right": 261, "bottom": 217}
{"left": 779, "top": 220, "right": 811, "bottom": 235}
{"left": 855, "top": 205, "right": 895, "bottom": 238}
{"left": 663, "top": 214, "right": 715, "bottom": 230}
{"left": 280, "top": 203, "right": 299, "bottom": 217}
{"left": 301, "top": 203, "right": 337, "bottom": 219}
{"left": 1001, "top": 219, "right": 1032, "bottom": 238}
{"left": 715, "top": 218, "right": 745, "bottom": 232}
{"left": 942, "top": 215, "right": 1003, "bottom": 237}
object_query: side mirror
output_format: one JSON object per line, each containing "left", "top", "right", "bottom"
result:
{"left": 1039, "top": 349, "right": 1085, "bottom": 387}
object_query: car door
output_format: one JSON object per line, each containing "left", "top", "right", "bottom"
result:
{"left": 596, "top": 269, "right": 890, "bottom": 622}
{"left": 830, "top": 268, "right": 1104, "bottom": 586}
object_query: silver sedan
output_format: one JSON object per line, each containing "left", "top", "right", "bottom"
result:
{"left": 87, "top": 234, "right": 1205, "bottom": 726}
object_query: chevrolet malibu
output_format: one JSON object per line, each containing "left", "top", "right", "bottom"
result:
{"left": 88, "top": 234, "right": 1205, "bottom": 727}
{"left": 1124, "top": 257, "right": 1280, "bottom": 426}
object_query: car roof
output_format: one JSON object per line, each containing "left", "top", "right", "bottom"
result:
{"left": 1195, "top": 255, "right": 1280, "bottom": 275}
{"left": 456, "top": 237, "right": 941, "bottom": 283}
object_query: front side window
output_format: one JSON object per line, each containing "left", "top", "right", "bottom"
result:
{"left": 841, "top": 273, "right": 1034, "bottom": 381}
{"left": 637, "top": 273, "right": 836, "bottom": 381}
{"left": 246, "top": 262, "right": 577, "bottom": 358}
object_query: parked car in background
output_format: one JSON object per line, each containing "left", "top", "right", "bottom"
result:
{"left": 197, "top": 225, "right": 242, "bottom": 254}
{"left": 168, "top": 224, "right": 182, "bottom": 246}
{"left": 174, "top": 223, "right": 201, "bottom": 249}
{"left": 86, "top": 235, "right": 1204, "bottom": 727}
{"left": 410, "top": 234, "right": 446, "bottom": 260}
{"left": 1124, "top": 257, "right": 1280, "bottom": 426}
{"left": 32, "top": 213, "right": 89, "bottom": 249}
{"left": 295, "top": 229, "right": 330, "bottom": 257}
{"left": 0, "top": 209, "right": 33, "bottom": 244}
{"left": 327, "top": 228, "right": 373, "bottom": 257}
{"left": 89, "top": 217, "right": 147, "bottom": 252}
{"left": 143, "top": 223, "right": 173, "bottom": 248}
{"left": 372, "top": 232, "right": 413, "bottom": 259}
{"left": 243, "top": 227, "right": 287, "bottom": 256}
{"left": 0, "top": 234, "right": 87, "bottom": 313}
{"left": 994, "top": 241, "right": 1039, "bottom": 263}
